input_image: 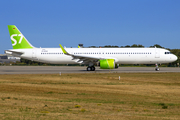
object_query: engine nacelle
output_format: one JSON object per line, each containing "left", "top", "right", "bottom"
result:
{"left": 99, "top": 59, "right": 118, "bottom": 69}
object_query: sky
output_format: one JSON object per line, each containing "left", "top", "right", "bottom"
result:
{"left": 0, "top": 0, "right": 180, "bottom": 54}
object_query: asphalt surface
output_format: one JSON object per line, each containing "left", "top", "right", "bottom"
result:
{"left": 0, "top": 66, "right": 180, "bottom": 74}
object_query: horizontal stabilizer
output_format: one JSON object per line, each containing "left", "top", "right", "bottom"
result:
{"left": 5, "top": 50, "right": 24, "bottom": 56}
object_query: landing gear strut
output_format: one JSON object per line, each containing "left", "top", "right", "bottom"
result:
{"left": 87, "top": 66, "right": 95, "bottom": 71}
{"left": 155, "top": 63, "right": 160, "bottom": 71}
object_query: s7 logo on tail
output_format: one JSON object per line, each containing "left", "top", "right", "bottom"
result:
{"left": 11, "top": 34, "right": 23, "bottom": 46}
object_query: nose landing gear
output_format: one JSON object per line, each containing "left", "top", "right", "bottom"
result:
{"left": 155, "top": 63, "right": 160, "bottom": 71}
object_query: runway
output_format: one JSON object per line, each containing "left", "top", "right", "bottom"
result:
{"left": 0, "top": 66, "right": 180, "bottom": 74}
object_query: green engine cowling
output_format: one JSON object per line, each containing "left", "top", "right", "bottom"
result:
{"left": 99, "top": 59, "right": 118, "bottom": 69}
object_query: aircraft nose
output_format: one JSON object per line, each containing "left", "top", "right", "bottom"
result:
{"left": 173, "top": 54, "right": 178, "bottom": 61}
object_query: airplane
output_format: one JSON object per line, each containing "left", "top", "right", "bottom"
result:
{"left": 5, "top": 25, "right": 177, "bottom": 71}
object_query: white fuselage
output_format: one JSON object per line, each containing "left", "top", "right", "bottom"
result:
{"left": 6, "top": 47, "right": 177, "bottom": 65}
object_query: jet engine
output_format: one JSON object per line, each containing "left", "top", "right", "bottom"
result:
{"left": 99, "top": 59, "right": 118, "bottom": 69}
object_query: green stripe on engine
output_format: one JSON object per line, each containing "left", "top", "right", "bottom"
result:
{"left": 99, "top": 59, "right": 115, "bottom": 69}
{"left": 107, "top": 59, "right": 115, "bottom": 69}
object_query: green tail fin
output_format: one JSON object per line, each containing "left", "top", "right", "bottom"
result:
{"left": 8, "top": 25, "right": 34, "bottom": 49}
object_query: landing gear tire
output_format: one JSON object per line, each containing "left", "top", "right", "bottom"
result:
{"left": 87, "top": 66, "right": 95, "bottom": 71}
{"left": 91, "top": 66, "right": 95, "bottom": 71}
{"left": 155, "top": 68, "right": 160, "bottom": 71}
{"left": 87, "top": 67, "right": 91, "bottom": 71}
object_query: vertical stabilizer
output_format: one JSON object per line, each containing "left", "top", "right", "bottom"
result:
{"left": 8, "top": 25, "right": 34, "bottom": 49}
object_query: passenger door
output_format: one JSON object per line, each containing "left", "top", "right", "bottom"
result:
{"left": 32, "top": 49, "right": 37, "bottom": 58}
{"left": 155, "top": 49, "right": 160, "bottom": 58}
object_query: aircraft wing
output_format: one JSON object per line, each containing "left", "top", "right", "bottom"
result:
{"left": 59, "top": 44, "right": 101, "bottom": 64}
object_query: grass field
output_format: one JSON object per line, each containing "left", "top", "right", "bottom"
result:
{"left": 0, "top": 73, "right": 180, "bottom": 120}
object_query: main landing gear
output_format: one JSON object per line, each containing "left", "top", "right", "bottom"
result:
{"left": 87, "top": 66, "right": 95, "bottom": 71}
{"left": 155, "top": 63, "right": 160, "bottom": 71}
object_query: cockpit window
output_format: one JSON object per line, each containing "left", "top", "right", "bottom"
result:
{"left": 165, "top": 52, "right": 172, "bottom": 54}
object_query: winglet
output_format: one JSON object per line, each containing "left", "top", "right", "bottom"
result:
{"left": 59, "top": 44, "right": 70, "bottom": 55}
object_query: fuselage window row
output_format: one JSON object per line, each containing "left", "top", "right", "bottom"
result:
{"left": 41, "top": 53, "right": 64, "bottom": 54}
{"left": 41, "top": 52, "right": 152, "bottom": 55}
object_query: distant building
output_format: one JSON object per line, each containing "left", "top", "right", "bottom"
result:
{"left": 0, "top": 54, "right": 20, "bottom": 64}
